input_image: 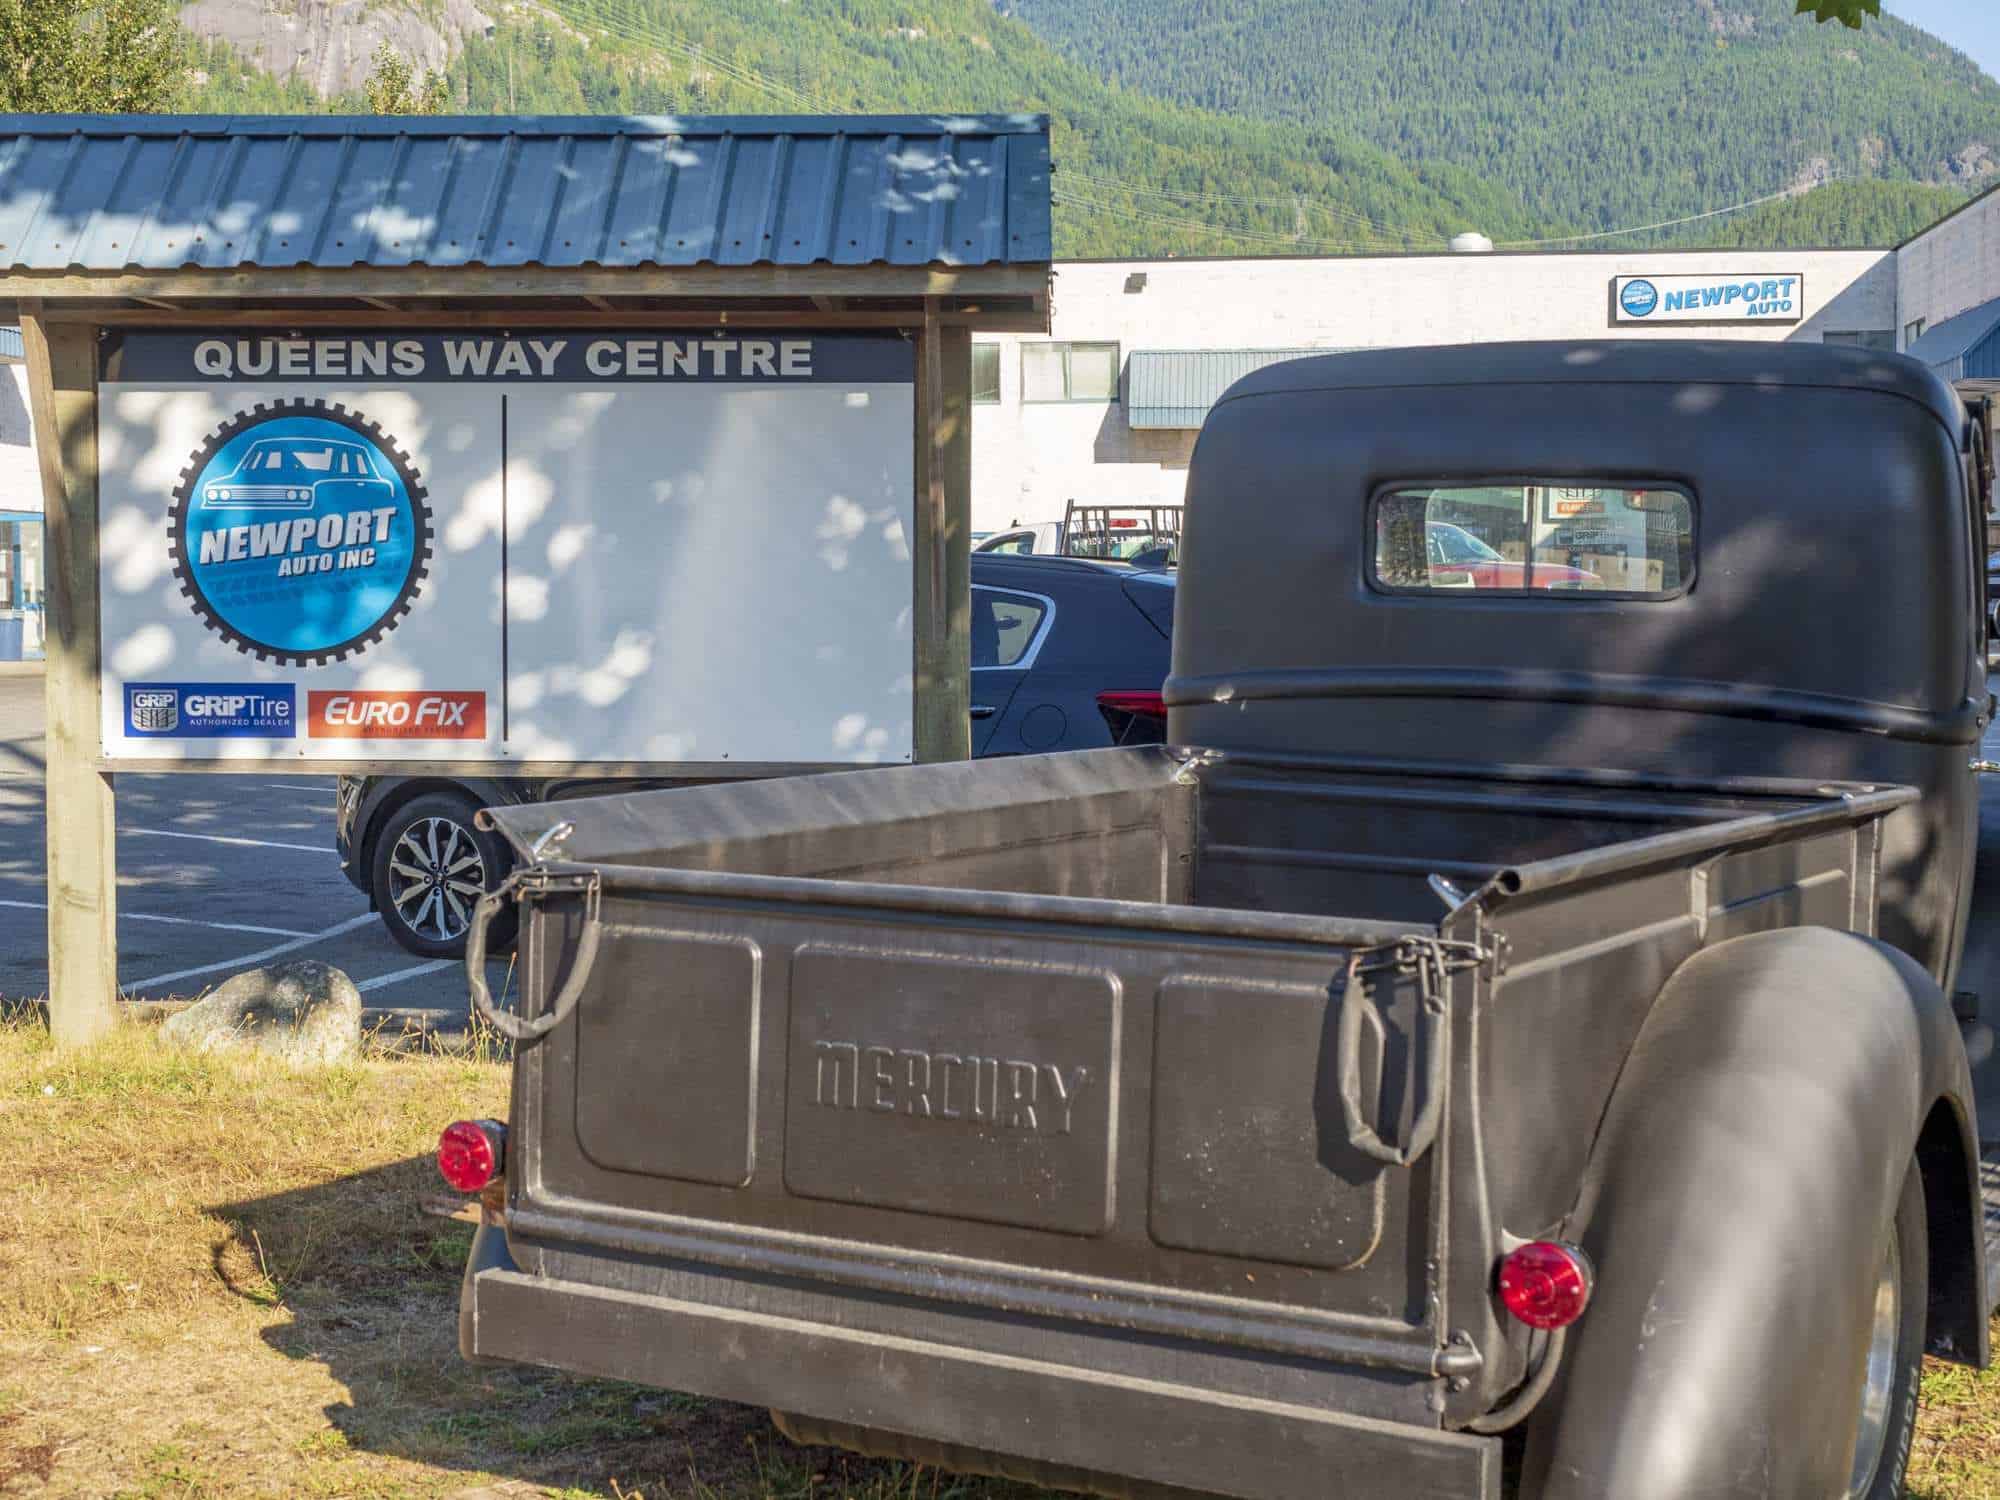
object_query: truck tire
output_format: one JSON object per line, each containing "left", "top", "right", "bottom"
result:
{"left": 370, "top": 792, "right": 515, "bottom": 958}
{"left": 1847, "top": 1159, "right": 1926, "bottom": 1500}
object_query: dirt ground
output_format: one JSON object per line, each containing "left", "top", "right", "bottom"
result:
{"left": 0, "top": 1009, "right": 1995, "bottom": 1499}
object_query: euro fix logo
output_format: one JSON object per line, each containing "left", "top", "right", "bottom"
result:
{"left": 170, "top": 399, "right": 432, "bottom": 667}
{"left": 308, "top": 691, "right": 486, "bottom": 740}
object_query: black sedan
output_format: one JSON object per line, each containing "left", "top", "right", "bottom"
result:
{"left": 335, "top": 553, "right": 1174, "bottom": 956}
{"left": 1988, "top": 549, "right": 2000, "bottom": 637}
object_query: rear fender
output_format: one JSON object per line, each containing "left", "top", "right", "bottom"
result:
{"left": 1521, "top": 927, "right": 1981, "bottom": 1500}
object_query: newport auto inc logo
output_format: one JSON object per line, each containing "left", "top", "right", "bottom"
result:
{"left": 1617, "top": 279, "right": 1659, "bottom": 318}
{"left": 307, "top": 690, "right": 486, "bottom": 740}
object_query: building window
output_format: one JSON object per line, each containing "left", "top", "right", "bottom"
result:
{"left": 971, "top": 343, "right": 1001, "bottom": 405}
{"left": 1022, "top": 342, "right": 1120, "bottom": 403}
{"left": 1822, "top": 330, "right": 1896, "bottom": 351}
{"left": 1904, "top": 319, "right": 1927, "bottom": 347}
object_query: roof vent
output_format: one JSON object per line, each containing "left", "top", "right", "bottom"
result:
{"left": 1450, "top": 232, "right": 1495, "bottom": 254}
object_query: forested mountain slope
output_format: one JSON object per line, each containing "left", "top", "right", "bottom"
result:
{"left": 1005, "top": 0, "right": 1999, "bottom": 237}
{"left": 184, "top": 0, "right": 1546, "bottom": 257}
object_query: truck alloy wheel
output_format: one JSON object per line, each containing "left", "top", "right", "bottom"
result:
{"left": 371, "top": 793, "right": 515, "bottom": 959}
{"left": 1847, "top": 1161, "right": 1926, "bottom": 1500}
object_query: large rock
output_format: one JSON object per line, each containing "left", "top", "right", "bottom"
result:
{"left": 162, "top": 960, "right": 363, "bottom": 1067}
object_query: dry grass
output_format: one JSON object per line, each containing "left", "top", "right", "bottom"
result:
{"left": 0, "top": 1008, "right": 1038, "bottom": 1500}
{"left": 3, "top": 1005, "right": 1999, "bottom": 1499}
{"left": 1915, "top": 1337, "right": 2000, "bottom": 1498}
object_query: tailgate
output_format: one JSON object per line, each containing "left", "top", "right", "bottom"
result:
{"left": 498, "top": 862, "right": 1457, "bottom": 1402}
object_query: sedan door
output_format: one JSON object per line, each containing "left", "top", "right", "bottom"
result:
{"left": 970, "top": 583, "right": 1054, "bottom": 754}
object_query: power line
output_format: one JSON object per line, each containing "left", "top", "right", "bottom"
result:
{"left": 1056, "top": 166, "right": 1415, "bottom": 238}
{"left": 1053, "top": 185, "right": 1419, "bottom": 254}
{"left": 1061, "top": 165, "right": 1836, "bottom": 256}
{"left": 1494, "top": 178, "right": 1831, "bottom": 247}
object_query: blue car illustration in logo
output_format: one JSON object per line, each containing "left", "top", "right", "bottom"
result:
{"left": 201, "top": 436, "right": 395, "bottom": 511}
{"left": 171, "top": 400, "right": 432, "bottom": 666}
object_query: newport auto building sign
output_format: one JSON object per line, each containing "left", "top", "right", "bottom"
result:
{"left": 96, "top": 330, "right": 918, "bottom": 766}
{"left": 1612, "top": 273, "right": 1805, "bottom": 325}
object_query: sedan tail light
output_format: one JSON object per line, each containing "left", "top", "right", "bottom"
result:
{"left": 437, "top": 1119, "right": 507, "bottom": 1193}
{"left": 1097, "top": 690, "right": 1168, "bottom": 746}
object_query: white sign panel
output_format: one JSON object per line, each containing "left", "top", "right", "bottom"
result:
{"left": 1611, "top": 273, "right": 1804, "bottom": 325}
{"left": 98, "top": 332, "right": 916, "bottom": 764}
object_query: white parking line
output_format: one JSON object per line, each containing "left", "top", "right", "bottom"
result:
{"left": 127, "top": 827, "right": 325, "bottom": 854}
{"left": 129, "top": 912, "right": 378, "bottom": 990}
{"left": 0, "top": 897, "right": 309, "bottom": 938}
{"left": 357, "top": 958, "right": 456, "bottom": 993}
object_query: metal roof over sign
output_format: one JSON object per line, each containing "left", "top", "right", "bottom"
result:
{"left": 0, "top": 113, "right": 1052, "bottom": 273}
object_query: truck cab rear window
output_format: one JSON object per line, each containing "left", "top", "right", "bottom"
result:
{"left": 1372, "top": 484, "right": 1694, "bottom": 598}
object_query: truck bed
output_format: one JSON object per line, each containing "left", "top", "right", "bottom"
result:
{"left": 469, "top": 747, "right": 1912, "bottom": 1497}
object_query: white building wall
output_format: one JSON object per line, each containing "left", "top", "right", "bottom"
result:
{"left": 1898, "top": 188, "right": 2000, "bottom": 339}
{"left": 972, "top": 249, "right": 1897, "bottom": 533}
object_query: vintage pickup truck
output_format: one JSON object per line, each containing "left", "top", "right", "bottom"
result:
{"left": 443, "top": 342, "right": 2000, "bottom": 1500}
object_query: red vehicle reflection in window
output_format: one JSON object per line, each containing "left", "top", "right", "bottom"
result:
{"left": 1422, "top": 522, "right": 1599, "bottom": 590}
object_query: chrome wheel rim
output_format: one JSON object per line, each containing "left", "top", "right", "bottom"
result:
{"left": 388, "top": 816, "right": 487, "bottom": 944}
{"left": 1847, "top": 1224, "right": 1902, "bottom": 1498}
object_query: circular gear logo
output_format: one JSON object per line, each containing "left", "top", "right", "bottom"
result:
{"left": 170, "top": 400, "right": 432, "bottom": 666}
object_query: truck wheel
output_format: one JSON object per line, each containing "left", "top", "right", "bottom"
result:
{"left": 370, "top": 793, "right": 515, "bottom": 959}
{"left": 1846, "top": 1160, "right": 1926, "bottom": 1500}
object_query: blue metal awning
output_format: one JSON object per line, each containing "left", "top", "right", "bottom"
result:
{"left": 0, "top": 113, "right": 1052, "bottom": 273}
{"left": 1126, "top": 347, "right": 1345, "bottom": 429}
{"left": 1905, "top": 295, "right": 2000, "bottom": 383}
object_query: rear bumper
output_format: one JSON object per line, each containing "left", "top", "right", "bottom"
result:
{"left": 461, "top": 1265, "right": 1499, "bottom": 1500}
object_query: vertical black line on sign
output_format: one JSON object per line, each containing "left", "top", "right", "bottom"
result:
{"left": 500, "top": 392, "right": 510, "bottom": 742}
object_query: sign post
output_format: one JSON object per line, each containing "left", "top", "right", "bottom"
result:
{"left": 24, "top": 310, "right": 117, "bottom": 1046}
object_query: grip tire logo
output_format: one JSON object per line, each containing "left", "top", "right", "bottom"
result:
{"left": 169, "top": 399, "right": 432, "bottom": 667}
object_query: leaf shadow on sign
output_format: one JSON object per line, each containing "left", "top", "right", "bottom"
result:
{"left": 496, "top": 379, "right": 916, "bottom": 765}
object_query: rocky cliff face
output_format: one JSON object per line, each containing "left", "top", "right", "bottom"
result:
{"left": 180, "top": 0, "right": 497, "bottom": 98}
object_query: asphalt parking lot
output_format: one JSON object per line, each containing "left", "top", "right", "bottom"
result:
{"left": 0, "top": 672, "right": 505, "bottom": 1022}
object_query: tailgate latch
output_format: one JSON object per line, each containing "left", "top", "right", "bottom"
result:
{"left": 1335, "top": 936, "right": 1487, "bottom": 1168}
{"left": 466, "top": 862, "right": 603, "bottom": 1043}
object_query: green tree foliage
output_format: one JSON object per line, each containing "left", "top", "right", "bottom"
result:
{"left": 1797, "top": 0, "right": 1879, "bottom": 27}
{"left": 0, "top": 0, "right": 189, "bottom": 112}
{"left": 1696, "top": 179, "right": 1967, "bottom": 246}
{"left": 1005, "top": 0, "right": 2000, "bottom": 239}
{"left": 173, "top": 0, "right": 1979, "bottom": 257}
{"left": 364, "top": 39, "right": 451, "bottom": 115}
{"left": 430, "top": 0, "right": 1547, "bottom": 257}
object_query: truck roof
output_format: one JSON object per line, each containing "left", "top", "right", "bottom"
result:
{"left": 1218, "top": 339, "right": 1965, "bottom": 436}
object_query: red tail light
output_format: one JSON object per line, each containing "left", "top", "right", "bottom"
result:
{"left": 1096, "top": 690, "right": 1168, "bottom": 747}
{"left": 1497, "top": 1241, "right": 1593, "bottom": 1330}
{"left": 437, "top": 1119, "right": 506, "bottom": 1193}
